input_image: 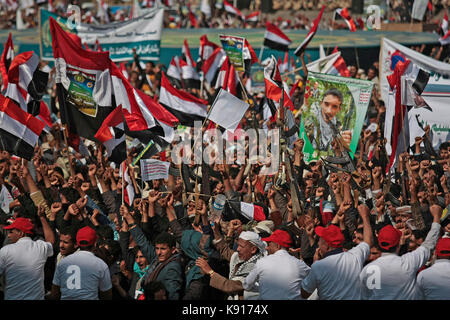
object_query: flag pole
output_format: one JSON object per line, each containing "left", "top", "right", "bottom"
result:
{"left": 258, "top": 46, "right": 265, "bottom": 64}
{"left": 62, "top": 124, "right": 75, "bottom": 177}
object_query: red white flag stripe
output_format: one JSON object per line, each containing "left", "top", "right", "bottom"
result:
{"left": 245, "top": 11, "right": 259, "bottom": 22}
{"left": 223, "top": 0, "right": 243, "bottom": 18}
{"left": 167, "top": 56, "right": 181, "bottom": 81}
{"left": 199, "top": 35, "right": 219, "bottom": 61}
{"left": 202, "top": 47, "right": 226, "bottom": 84}
{"left": 0, "top": 95, "right": 45, "bottom": 146}
{"left": 336, "top": 8, "right": 356, "bottom": 32}
{"left": 264, "top": 22, "right": 292, "bottom": 46}
{"left": 160, "top": 73, "right": 208, "bottom": 117}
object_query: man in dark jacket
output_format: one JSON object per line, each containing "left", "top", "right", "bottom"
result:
{"left": 120, "top": 204, "right": 183, "bottom": 300}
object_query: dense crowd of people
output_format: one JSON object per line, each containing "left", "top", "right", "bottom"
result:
{"left": 0, "top": 0, "right": 448, "bottom": 30}
{"left": 0, "top": 23, "right": 449, "bottom": 301}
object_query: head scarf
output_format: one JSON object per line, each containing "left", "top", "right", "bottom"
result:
{"left": 239, "top": 231, "right": 267, "bottom": 255}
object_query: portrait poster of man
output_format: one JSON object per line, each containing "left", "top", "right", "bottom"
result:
{"left": 299, "top": 72, "right": 374, "bottom": 162}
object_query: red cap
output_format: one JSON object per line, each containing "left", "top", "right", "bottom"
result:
{"left": 3, "top": 217, "right": 34, "bottom": 234}
{"left": 262, "top": 229, "right": 293, "bottom": 248}
{"left": 76, "top": 226, "right": 98, "bottom": 247}
{"left": 315, "top": 224, "right": 345, "bottom": 248}
{"left": 378, "top": 225, "right": 402, "bottom": 250}
{"left": 436, "top": 238, "right": 450, "bottom": 257}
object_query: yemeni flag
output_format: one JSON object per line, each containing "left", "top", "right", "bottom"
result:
{"left": 198, "top": 34, "right": 219, "bottom": 66}
{"left": 1, "top": 33, "right": 14, "bottom": 92}
{"left": 188, "top": 7, "right": 198, "bottom": 28}
{"left": 335, "top": 8, "right": 356, "bottom": 32}
{"left": 166, "top": 56, "right": 183, "bottom": 88}
{"left": 201, "top": 47, "right": 227, "bottom": 85}
{"left": 109, "top": 63, "right": 178, "bottom": 153}
{"left": 215, "top": 57, "right": 240, "bottom": 97}
{"left": 386, "top": 59, "right": 411, "bottom": 169}
{"left": 259, "top": 96, "right": 278, "bottom": 123}
{"left": 182, "top": 39, "right": 197, "bottom": 68}
{"left": 264, "top": 56, "right": 295, "bottom": 111}
{"left": 5, "top": 51, "right": 49, "bottom": 120}
{"left": 224, "top": 200, "right": 266, "bottom": 223}
{"left": 223, "top": 0, "right": 243, "bottom": 19}
{"left": 50, "top": 17, "right": 116, "bottom": 141}
{"left": 245, "top": 11, "right": 259, "bottom": 23}
{"left": 94, "top": 106, "right": 127, "bottom": 165}
{"left": 159, "top": 72, "right": 208, "bottom": 126}
{"left": 179, "top": 58, "right": 201, "bottom": 89}
{"left": 243, "top": 39, "right": 257, "bottom": 75}
{"left": 329, "top": 47, "right": 350, "bottom": 77}
{"left": 294, "top": 5, "right": 325, "bottom": 56}
{"left": 0, "top": 94, "right": 45, "bottom": 160}
{"left": 264, "top": 22, "right": 292, "bottom": 52}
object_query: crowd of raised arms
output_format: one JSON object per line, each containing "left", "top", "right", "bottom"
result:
{"left": 0, "top": 32, "right": 448, "bottom": 300}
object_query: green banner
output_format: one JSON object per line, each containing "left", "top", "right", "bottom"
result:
{"left": 219, "top": 34, "right": 245, "bottom": 72}
{"left": 300, "top": 72, "right": 373, "bottom": 162}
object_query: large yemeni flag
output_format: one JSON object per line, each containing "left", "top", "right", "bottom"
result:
{"left": 5, "top": 51, "right": 49, "bottom": 117}
{"left": 94, "top": 106, "right": 127, "bottom": 165}
{"left": 264, "top": 22, "right": 292, "bottom": 51}
{"left": 51, "top": 17, "right": 177, "bottom": 147}
{"left": 159, "top": 72, "right": 208, "bottom": 127}
{"left": 0, "top": 94, "right": 45, "bottom": 160}
{"left": 294, "top": 5, "right": 325, "bottom": 56}
{"left": 0, "top": 33, "right": 15, "bottom": 92}
{"left": 50, "top": 17, "right": 116, "bottom": 141}
{"left": 110, "top": 62, "right": 178, "bottom": 150}
{"left": 335, "top": 8, "right": 356, "bottom": 32}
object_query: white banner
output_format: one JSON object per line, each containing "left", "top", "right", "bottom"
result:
{"left": 140, "top": 159, "right": 170, "bottom": 181}
{"left": 40, "top": 8, "right": 164, "bottom": 61}
{"left": 380, "top": 38, "right": 450, "bottom": 151}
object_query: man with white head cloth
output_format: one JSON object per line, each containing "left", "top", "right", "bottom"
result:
{"left": 196, "top": 231, "right": 266, "bottom": 300}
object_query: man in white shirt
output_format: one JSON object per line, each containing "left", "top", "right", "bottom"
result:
{"left": 0, "top": 215, "right": 54, "bottom": 300}
{"left": 301, "top": 204, "right": 372, "bottom": 300}
{"left": 49, "top": 226, "right": 112, "bottom": 300}
{"left": 359, "top": 204, "right": 442, "bottom": 300}
{"left": 416, "top": 237, "right": 450, "bottom": 299}
{"left": 242, "top": 229, "right": 310, "bottom": 300}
